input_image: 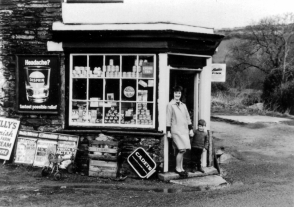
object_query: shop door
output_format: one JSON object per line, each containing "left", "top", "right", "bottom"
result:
{"left": 168, "top": 70, "right": 199, "bottom": 170}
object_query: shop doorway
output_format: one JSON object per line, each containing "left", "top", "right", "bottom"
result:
{"left": 168, "top": 69, "right": 200, "bottom": 171}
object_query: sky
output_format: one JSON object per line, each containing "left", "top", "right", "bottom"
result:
{"left": 124, "top": 0, "right": 294, "bottom": 29}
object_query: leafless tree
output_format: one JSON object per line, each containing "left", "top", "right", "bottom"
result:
{"left": 229, "top": 13, "right": 294, "bottom": 86}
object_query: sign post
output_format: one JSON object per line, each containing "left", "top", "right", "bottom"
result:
{"left": 0, "top": 117, "right": 20, "bottom": 161}
{"left": 127, "top": 147, "right": 156, "bottom": 179}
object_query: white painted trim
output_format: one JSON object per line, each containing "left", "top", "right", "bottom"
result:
{"left": 193, "top": 73, "right": 199, "bottom": 130}
{"left": 199, "top": 57, "right": 212, "bottom": 130}
{"left": 167, "top": 52, "right": 211, "bottom": 58}
{"left": 52, "top": 21, "right": 214, "bottom": 34}
{"left": 158, "top": 54, "right": 169, "bottom": 173}
{"left": 47, "top": 41, "right": 63, "bottom": 51}
{"left": 199, "top": 58, "right": 212, "bottom": 167}
{"left": 170, "top": 68, "right": 202, "bottom": 71}
{"left": 61, "top": 3, "right": 214, "bottom": 34}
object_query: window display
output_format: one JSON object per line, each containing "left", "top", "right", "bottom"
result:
{"left": 69, "top": 54, "right": 156, "bottom": 128}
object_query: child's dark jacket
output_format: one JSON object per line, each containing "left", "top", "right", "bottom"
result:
{"left": 191, "top": 130, "right": 208, "bottom": 149}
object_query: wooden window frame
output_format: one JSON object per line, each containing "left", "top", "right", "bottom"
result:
{"left": 69, "top": 53, "right": 156, "bottom": 129}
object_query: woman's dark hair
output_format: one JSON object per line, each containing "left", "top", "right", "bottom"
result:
{"left": 173, "top": 85, "right": 183, "bottom": 93}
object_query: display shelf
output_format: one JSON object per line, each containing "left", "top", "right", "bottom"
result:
{"left": 69, "top": 54, "right": 156, "bottom": 128}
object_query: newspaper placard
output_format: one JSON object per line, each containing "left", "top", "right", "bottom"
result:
{"left": 14, "top": 137, "right": 37, "bottom": 164}
{"left": 0, "top": 117, "right": 20, "bottom": 160}
{"left": 33, "top": 140, "right": 57, "bottom": 167}
{"left": 57, "top": 141, "right": 77, "bottom": 169}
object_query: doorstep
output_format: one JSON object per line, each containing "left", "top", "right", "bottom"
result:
{"left": 158, "top": 166, "right": 219, "bottom": 181}
{"left": 170, "top": 175, "right": 228, "bottom": 189}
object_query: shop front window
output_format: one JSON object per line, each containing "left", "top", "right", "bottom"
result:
{"left": 69, "top": 54, "right": 156, "bottom": 128}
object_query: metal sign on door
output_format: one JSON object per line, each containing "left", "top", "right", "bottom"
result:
{"left": 127, "top": 147, "right": 156, "bottom": 179}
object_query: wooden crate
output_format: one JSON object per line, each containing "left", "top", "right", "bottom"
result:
{"left": 88, "top": 140, "right": 118, "bottom": 161}
{"left": 88, "top": 140, "right": 118, "bottom": 178}
{"left": 89, "top": 160, "right": 117, "bottom": 178}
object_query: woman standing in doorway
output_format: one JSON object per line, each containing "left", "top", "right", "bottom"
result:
{"left": 166, "top": 85, "right": 194, "bottom": 177}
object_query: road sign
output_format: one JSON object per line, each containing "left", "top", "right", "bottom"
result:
{"left": 127, "top": 147, "right": 157, "bottom": 179}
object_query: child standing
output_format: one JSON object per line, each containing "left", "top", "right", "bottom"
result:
{"left": 190, "top": 119, "right": 209, "bottom": 173}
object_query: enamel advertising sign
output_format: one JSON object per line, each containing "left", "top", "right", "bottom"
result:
{"left": 127, "top": 147, "right": 156, "bottom": 179}
{"left": 212, "top": 64, "right": 226, "bottom": 82}
{"left": 16, "top": 55, "right": 60, "bottom": 114}
{"left": 0, "top": 117, "right": 20, "bottom": 160}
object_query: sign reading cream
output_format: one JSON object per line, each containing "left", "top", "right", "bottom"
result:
{"left": 0, "top": 117, "right": 20, "bottom": 160}
{"left": 127, "top": 147, "right": 156, "bottom": 179}
{"left": 212, "top": 64, "right": 226, "bottom": 82}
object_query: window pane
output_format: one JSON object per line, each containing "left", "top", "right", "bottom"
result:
{"left": 121, "top": 102, "right": 136, "bottom": 125}
{"left": 88, "top": 79, "right": 103, "bottom": 101}
{"left": 122, "top": 79, "right": 136, "bottom": 101}
{"left": 139, "top": 55, "right": 154, "bottom": 78}
{"left": 89, "top": 55, "right": 104, "bottom": 78}
{"left": 71, "top": 101, "right": 87, "bottom": 123}
{"left": 73, "top": 56, "right": 88, "bottom": 78}
{"left": 104, "top": 102, "right": 119, "bottom": 124}
{"left": 122, "top": 56, "right": 137, "bottom": 78}
{"left": 88, "top": 101, "right": 103, "bottom": 124}
{"left": 137, "top": 102, "right": 153, "bottom": 125}
{"left": 138, "top": 79, "right": 154, "bottom": 102}
{"left": 72, "top": 79, "right": 87, "bottom": 100}
{"left": 73, "top": 55, "right": 87, "bottom": 68}
{"left": 105, "top": 79, "right": 120, "bottom": 101}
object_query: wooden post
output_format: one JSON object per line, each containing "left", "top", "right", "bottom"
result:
{"left": 207, "top": 130, "right": 213, "bottom": 167}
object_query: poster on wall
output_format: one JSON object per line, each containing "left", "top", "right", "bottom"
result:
{"left": 16, "top": 55, "right": 60, "bottom": 114}
{"left": 211, "top": 64, "right": 226, "bottom": 82}
{"left": 57, "top": 141, "right": 77, "bottom": 169}
{"left": 33, "top": 140, "right": 57, "bottom": 167}
{"left": 0, "top": 117, "right": 20, "bottom": 160}
{"left": 14, "top": 130, "right": 79, "bottom": 167}
{"left": 14, "top": 137, "right": 37, "bottom": 164}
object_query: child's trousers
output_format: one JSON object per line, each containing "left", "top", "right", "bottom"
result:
{"left": 191, "top": 147, "right": 203, "bottom": 167}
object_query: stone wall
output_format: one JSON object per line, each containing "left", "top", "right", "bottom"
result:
{"left": 0, "top": 0, "right": 64, "bottom": 131}
{"left": 0, "top": 1, "right": 164, "bottom": 178}
{"left": 80, "top": 134, "right": 164, "bottom": 178}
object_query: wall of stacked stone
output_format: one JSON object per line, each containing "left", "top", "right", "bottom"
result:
{"left": 0, "top": 0, "right": 64, "bottom": 132}
{"left": 0, "top": 1, "right": 164, "bottom": 178}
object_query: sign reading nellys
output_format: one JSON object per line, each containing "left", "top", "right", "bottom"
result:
{"left": 0, "top": 117, "right": 20, "bottom": 160}
{"left": 16, "top": 55, "right": 60, "bottom": 114}
{"left": 127, "top": 147, "right": 156, "bottom": 179}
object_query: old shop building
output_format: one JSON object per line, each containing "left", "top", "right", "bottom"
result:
{"left": 0, "top": 0, "right": 223, "bottom": 177}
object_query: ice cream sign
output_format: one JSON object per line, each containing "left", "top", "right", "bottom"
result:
{"left": 211, "top": 64, "right": 226, "bottom": 82}
{"left": 0, "top": 117, "right": 20, "bottom": 160}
